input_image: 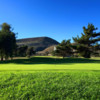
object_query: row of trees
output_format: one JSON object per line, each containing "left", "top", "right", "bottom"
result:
{"left": 54, "top": 24, "right": 100, "bottom": 58}
{"left": 0, "top": 22, "right": 100, "bottom": 61}
{"left": 0, "top": 23, "right": 35, "bottom": 61}
{"left": 16, "top": 45, "right": 35, "bottom": 58}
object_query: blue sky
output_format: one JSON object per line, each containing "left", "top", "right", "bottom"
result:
{"left": 0, "top": 0, "right": 100, "bottom": 42}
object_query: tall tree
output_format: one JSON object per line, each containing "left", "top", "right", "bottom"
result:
{"left": 73, "top": 24, "right": 100, "bottom": 58}
{"left": 0, "top": 23, "right": 16, "bottom": 61}
{"left": 55, "top": 39, "right": 72, "bottom": 58}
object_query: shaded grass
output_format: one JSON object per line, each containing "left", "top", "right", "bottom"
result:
{"left": 0, "top": 56, "right": 100, "bottom": 65}
{"left": 0, "top": 56, "right": 100, "bottom": 71}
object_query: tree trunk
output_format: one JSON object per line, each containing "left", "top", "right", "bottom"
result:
{"left": 1, "top": 56, "right": 3, "bottom": 61}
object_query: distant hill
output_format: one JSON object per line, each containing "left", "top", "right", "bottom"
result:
{"left": 17, "top": 37, "right": 59, "bottom": 51}
{"left": 37, "top": 45, "right": 57, "bottom": 55}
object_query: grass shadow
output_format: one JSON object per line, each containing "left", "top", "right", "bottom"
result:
{"left": 0, "top": 57, "right": 100, "bottom": 65}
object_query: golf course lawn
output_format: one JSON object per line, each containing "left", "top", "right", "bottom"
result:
{"left": 0, "top": 56, "right": 100, "bottom": 100}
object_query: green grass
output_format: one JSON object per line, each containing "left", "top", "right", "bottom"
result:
{"left": 0, "top": 56, "right": 100, "bottom": 100}
{"left": 0, "top": 56, "right": 100, "bottom": 71}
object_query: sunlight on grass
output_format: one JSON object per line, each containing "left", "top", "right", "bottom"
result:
{"left": 0, "top": 56, "right": 100, "bottom": 100}
{"left": 0, "top": 71, "right": 100, "bottom": 100}
{"left": 0, "top": 56, "right": 100, "bottom": 71}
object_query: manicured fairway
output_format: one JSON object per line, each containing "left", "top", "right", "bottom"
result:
{"left": 0, "top": 57, "right": 100, "bottom": 71}
{"left": 0, "top": 57, "right": 100, "bottom": 100}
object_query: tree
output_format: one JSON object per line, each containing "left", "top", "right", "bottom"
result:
{"left": 26, "top": 47, "right": 35, "bottom": 58}
{"left": 17, "top": 45, "right": 28, "bottom": 57}
{"left": 0, "top": 23, "right": 16, "bottom": 61}
{"left": 55, "top": 39, "right": 72, "bottom": 58}
{"left": 92, "top": 43, "right": 100, "bottom": 57}
{"left": 73, "top": 24, "right": 100, "bottom": 58}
